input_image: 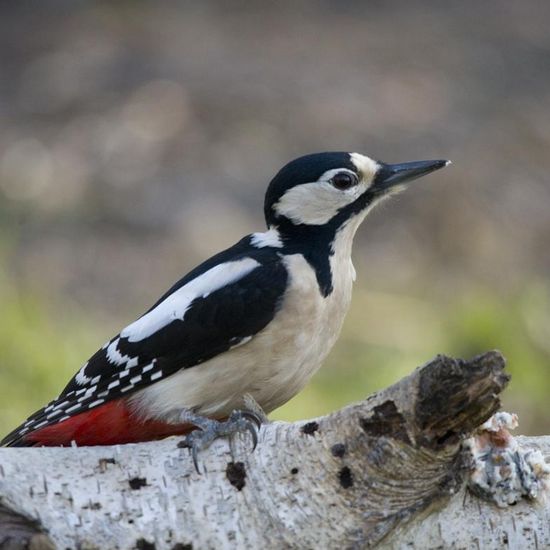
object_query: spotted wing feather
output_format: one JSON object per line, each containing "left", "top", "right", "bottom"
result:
{"left": 2, "top": 250, "right": 287, "bottom": 446}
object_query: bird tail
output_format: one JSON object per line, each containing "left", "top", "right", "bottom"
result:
{"left": 2, "top": 398, "right": 193, "bottom": 447}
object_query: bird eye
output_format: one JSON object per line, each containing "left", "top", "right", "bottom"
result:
{"left": 331, "top": 172, "right": 358, "bottom": 190}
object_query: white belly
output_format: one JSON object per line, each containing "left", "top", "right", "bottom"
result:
{"left": 132, "top": 251, "right": 355, "bottom": 420}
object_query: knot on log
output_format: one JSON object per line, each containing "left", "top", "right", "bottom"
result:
{"left": 321, "top": 351, "right": 509, "bottom": 546}
{"left": 335, "top": 350, "right": 508, "bottom": 449}
{"left": 0, "top": 504, "right": 55, "bottom": 550}
{"left": 414, "top": 350, "right": 510, "bottom": 448}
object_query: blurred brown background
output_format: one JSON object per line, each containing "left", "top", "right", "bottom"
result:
{"left": 1, "top": 1, "right": 549, "bottom": 435}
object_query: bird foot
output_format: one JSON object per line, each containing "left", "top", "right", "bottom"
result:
{"left": 178, "top": 409, "right": 262, "bottom": 474}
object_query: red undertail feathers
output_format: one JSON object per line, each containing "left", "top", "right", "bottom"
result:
{"left": 20, "top": 398, "right": 192, "bottom": 446}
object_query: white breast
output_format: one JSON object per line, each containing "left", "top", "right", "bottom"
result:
{"left": 132, "top": 223, "right": 360, "bottom": 421}
{"left": 240, "top": 250, "right": 355, "bottom": 413}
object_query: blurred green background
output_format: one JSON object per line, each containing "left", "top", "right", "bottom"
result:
{"left": 1, "top": 1, "right": 549, "bottom": 436}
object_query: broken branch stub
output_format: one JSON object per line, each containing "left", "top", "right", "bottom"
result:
{"left": 321, "top": 350, "right": 509, "bottom": 545}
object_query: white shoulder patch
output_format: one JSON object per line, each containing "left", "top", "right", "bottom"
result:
{"left": 250, "top": 228, "right": 282, "bottom": 248}
{"left": 121, "top": 258, "right": 261, "bottom": 342}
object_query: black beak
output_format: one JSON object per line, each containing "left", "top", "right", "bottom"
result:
{"left": 374, "top": 159, "right": 450, "bottom": 193}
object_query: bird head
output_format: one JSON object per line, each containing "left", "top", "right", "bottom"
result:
{"left": 264, "top": 152, "right": 449, "bottom": 240}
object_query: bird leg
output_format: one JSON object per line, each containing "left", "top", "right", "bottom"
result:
{"left": 177, "top": 408, "right": 263, "bottom": 474}
{"left": 242, "top": 393, "right": 270, "bottom": 424}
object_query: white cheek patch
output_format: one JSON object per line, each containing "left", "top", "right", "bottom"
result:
{"left": 121, "top": 258, "right": 261, "bottom": 342}
{"left": 274, "top": 179, "right": 369, "bottom": 225}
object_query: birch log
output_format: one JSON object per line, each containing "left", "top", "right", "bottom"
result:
{"left": 1, "top": 350, "right": 546, "bottom": 550}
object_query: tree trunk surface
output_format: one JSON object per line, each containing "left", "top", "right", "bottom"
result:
{"left": 1, "top": 351, "right": 548, "bottom": 550}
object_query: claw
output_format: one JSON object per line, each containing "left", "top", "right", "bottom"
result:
{"left": 177, "top": 409, "right": 262, "bottom": 474}
{"left": 227, "top": 410, "right": 259, "bottom": 451}
{"left": 191, "top": 443, "right": 200, "bottom": 475}
{"left": 245, "top": 420, "right": 258, "bottom": 450}
{"left": 239, "top": 410, "right": 263, "bottom": 429}
{"left": 178, "top": 432, "right": 203, "bottom": 474}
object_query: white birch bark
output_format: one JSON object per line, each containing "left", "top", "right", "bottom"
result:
{"left": 1, "top": 351, "right": 546, "bottom": 550}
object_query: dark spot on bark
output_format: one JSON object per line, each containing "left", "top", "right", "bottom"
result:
{"left": 331, "top": 443, "right": 346, "bottom": 458}
{"left": 172, "top": 544, "right": 193, "bottom": 550}
{"left": 98, "top": 457, "right": 116, "bottom": 473}
{"left": 338, "top": 466, "right": 354, "bottom": 489}
{"left": 226, "top": 462, "right": 246, "bottom": 491}
{"left": 129, "top": 477, "right": 148, "bottom": 490}
{"left": 360, "top": 401, "right": 411, "bottom": 444}
{"left": 290, "top": 467, "right": 299, "bottom": 475}
{"left": 436, "top": 430, "right": 459, "bottom": 446}
{"left": 301, "top": 421, "right": 319, "bottom": 435}
{"left": 136, "top": 539, "right": 156, "bottom": 550}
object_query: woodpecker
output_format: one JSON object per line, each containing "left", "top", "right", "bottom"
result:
{"left": 2, "top": 152, "right": 449, "bottom": 455}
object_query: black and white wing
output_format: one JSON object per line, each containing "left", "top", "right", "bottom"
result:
{"left": 2, "top": 244, "right": 288, "bottom": 445}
